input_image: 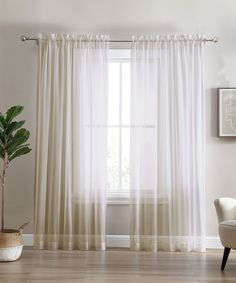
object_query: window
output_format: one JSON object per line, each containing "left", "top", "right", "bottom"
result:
{"left": 107, "top": 50, "right": 131, "bottom": 198}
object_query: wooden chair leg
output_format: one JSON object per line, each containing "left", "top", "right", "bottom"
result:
{"left": 221, "top": 247, "right": 231, "bottom": 271}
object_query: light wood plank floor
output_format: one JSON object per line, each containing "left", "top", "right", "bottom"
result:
{"left": 0, "top": 248, "right": 236, "bottom": 282}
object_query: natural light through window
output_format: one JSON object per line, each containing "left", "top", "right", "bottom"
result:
{"left": 107, "top": 50, "right": 130, "bottom": 195}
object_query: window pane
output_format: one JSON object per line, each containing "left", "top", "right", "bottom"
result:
{"left": 122, "top": 62, "right": 130, "bottom": 125}
{"left": 121, "top": 128, "right": 130, "bottom": 192}
{"left": 107, "top": 128, "right": 119, "bottom": 192}
{"left": 108, "top": 62, "right": 120, "bottom": 125}
{"left": 107, "top": 56, "right": 131, "bottom": 194}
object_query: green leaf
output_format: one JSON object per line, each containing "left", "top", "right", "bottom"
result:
{"left": 9, "top": 146, "right": 31, "bottom": 161}
{"left": 0, "top": 145, "right": 5, "bottom": 159}
{"left": 7, "top": 143, "right": 30, "bottom": 156}
{"left": 0, "top": 115, "right": 7, "bottom": 130}
{"left": 0, "top": 130, "right": 5, "bottom": 145}
{"left": 14, "top": 128, "right": 29, "bottom": 139}
{"left": 0, "top": 114, "right": 3, "bottom": 130}
{"left": 6, "top": 128, "right": 30, "bottom": 154}
{"left": 5, "top": 106, "right": 24, "bottom": 124}
{"left": 6, "top": 120, "right": 25, "bottom": 137}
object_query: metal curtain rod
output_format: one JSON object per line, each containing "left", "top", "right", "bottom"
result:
{"left": 20, "top": 35, "right": 219, "bottom": 43}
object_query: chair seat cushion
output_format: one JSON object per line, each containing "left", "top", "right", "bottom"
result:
{"left": 219, "top": 220, "right": 236, "bottom": 249}
{"left": 220, "top": 220, "right": 236, "bottom": 228}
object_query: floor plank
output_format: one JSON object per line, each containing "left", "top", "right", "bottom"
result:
{"left": 0, "top": 248, "right": 235, "bottom": 282}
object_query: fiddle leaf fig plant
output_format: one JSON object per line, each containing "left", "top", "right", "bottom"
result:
{"left": 0, "top": 106, "right": 31, "bottom": 231}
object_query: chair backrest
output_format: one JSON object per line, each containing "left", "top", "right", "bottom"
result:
{"left": 214, "top": 198, "right": 236, "bottom": 223}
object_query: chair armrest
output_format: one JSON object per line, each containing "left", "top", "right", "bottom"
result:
{"left": 214, "top": 198, "right": 236, "bottom": 223}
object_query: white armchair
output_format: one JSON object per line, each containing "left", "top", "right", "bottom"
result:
{"left": 214, "top": 198, "right": 236, "bottom": 270}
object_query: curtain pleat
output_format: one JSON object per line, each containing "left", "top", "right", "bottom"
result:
{"left": 34, "top": 34, "right": 109, "bottom": 250}
{"left": 130, "top": 35, "right": 206, "bottom": 252}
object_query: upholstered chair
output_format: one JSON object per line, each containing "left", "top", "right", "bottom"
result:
{"left": 214, "top": 198, "right": 236, "bottom": 270}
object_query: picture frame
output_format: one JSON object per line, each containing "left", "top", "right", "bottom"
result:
{"left": 219, "top": 88, "right": 236, "bottom": 137}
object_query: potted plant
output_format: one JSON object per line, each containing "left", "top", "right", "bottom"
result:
{"left": 0, "top": 105, "right": 31, "bottom": 261}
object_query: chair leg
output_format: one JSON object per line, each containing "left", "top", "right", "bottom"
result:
{"left": 221, "top": 247, "right": 231, "bottom": 271}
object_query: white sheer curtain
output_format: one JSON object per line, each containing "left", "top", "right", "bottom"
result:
{"left": 34, "top": 34, "right": 109, "bottom": 250}
{"left": 130, "top": 35, "right": 205, "bottom": 252}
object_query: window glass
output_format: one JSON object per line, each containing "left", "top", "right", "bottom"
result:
{"left": 107, "top": 53, "right": 131, "bottom": 195}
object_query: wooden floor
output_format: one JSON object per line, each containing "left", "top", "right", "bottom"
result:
{"left": 0, "top": 248, "right": 236, "bottom": 282}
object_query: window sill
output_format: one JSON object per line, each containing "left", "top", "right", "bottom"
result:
{"left": 107, "top": 193, "right": 130, "bottom": 205}
{"left": 107, "top": 193, "right": 169, "bottom": 206}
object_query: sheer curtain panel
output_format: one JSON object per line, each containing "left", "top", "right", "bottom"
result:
{"left": 130, "top": 35, "right": 206, "bottom": 252}
{"left": 35, "top": 34, "right": 109, "bottom": 250}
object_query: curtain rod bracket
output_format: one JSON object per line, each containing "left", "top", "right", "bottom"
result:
{"left": 20, "top": 35, "right": 27, "bottom": 41}
{"left": 211, "top": 37, "right": 218, "bottom": 43}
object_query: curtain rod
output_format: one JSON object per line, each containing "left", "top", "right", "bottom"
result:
{"left": 20, "top": 35, "right": 219, "bottom": 43}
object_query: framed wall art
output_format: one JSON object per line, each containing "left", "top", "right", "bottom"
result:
{"left": 219, "top": 88, "right": 236, "bottom": 137}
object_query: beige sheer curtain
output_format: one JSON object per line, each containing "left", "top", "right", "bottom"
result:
{"left": 34, "top": 34, "right": 109, "bottom": 250}
{"left": 130, "top": 35, "right": 206, "bottom": 252}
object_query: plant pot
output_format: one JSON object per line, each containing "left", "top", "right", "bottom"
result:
{"left": 0, "top": 222, "right": 30, "bottom": 262}
{"left": 0, "top": 229, "right": 23, "bottom": 261}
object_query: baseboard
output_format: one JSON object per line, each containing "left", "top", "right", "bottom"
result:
{"left": 106, "top": 235, "right": 130, "bottom": 248}
{"left": 22, "top": 234, "right": 223, "bottom": 249}
{"left": 23, "top": 234, "right": 33, "bottom": 246}
{"left": 206, "top": 237, "right": 222, "bottom": 249}
{"left": 22, "top": 234, "right": 130, "bottom": 248}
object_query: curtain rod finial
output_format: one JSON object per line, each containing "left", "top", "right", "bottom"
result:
{"left": 213, "top": 37, "right": 219, "bottom": 43}
{"left": 20, "top": 35, "right": 27, "bottom": 42}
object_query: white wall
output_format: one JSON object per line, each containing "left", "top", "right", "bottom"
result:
{"left": 0, "top": 0, "right": 236, "bottom": 237}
